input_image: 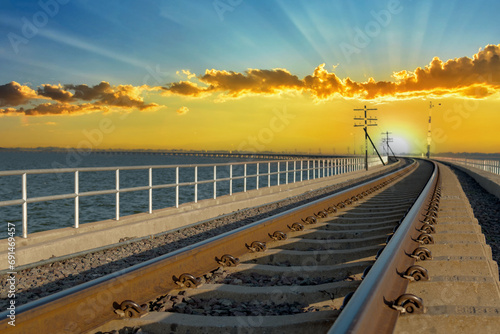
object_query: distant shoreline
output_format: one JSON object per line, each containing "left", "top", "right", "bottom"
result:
{"left": 0, "top": 147, "right": 498, "bottom": 159}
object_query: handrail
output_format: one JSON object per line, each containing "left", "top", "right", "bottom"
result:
{"left": 0, "top": 157, "right": 372, "bottom": 176}
{"left": 0, "top": 156, "right": 387, "bottom": 239}
{"left": 328, "top": 159, "right": 439, "bottom": 333}
{"left": 434, "top": 156, "right": 499, "bottom": 175}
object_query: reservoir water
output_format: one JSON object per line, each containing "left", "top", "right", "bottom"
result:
{"left": 0, "top": 151, "right": 282, "bottom": 239}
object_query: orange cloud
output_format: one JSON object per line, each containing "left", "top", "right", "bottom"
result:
{"left": 2, "top": 102, "right": 105, "bottom": 116}
{"left": 162, "top": 44, "right": 500, "bottom": 100}
{"left": 1, "top": 81, "right": 161, "bottom": 116}
{"left": 176, "top": 106, "right": 189, "bottom": 115}
{"left": 164, "top": 81, "right": 206, "bottom": 97}
{"left": 201, "top": 68, "right": 303, "bottom": 97}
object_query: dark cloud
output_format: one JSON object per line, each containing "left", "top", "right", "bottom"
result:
{"left": 1, "top": 81, "right": 160, "bottom": 116}
{"left": 0, "top": 81, "right": 37, "bottom": 107}
{"left": 64, "top": 82, "right": 158, "bottom": 110}
{"left": 164, "top": 81, "right": 206, "bottom": 97}
{"left": 37, "top": 84, "right": 74, "bottom": 102}
{"left": 1, "top": 103, "right": 104, "bottom": 116}
{"left": 200, "top": 68, "right": 303, "bottom": 96}
{"left": 64, "top": 81, "right": 112, "bottom": 101}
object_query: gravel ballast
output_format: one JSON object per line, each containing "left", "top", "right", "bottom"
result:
{"left": 0, "top": 162, "right": 405, "bottom": 310}
{"left": 447, "top": 165, "right": 500, "bottom": 265}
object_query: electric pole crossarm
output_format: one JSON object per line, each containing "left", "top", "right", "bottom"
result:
{"left": 353, "top": 105, "right": 378, "bottom": 171}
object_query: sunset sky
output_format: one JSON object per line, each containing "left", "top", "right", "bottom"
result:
{"left": 0, "top": 0, "right": 499, "bottom": 155}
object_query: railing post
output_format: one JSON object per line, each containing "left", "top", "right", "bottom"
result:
{"left": 244, "top": 164, "right": 247, "bottom": 192}
{"left": 194, "top": 166, "right": 198, "bottom": 203}
{"left": 75, "top": 171, "right": 79, "bottom": 228}
{"left": 256, "top": 163, "right": 259, "bottom": 189}
{"left": 307, "top": 160, "right": 310, "bottom": 180}
{"left": 22, "top": 173, "right": 27, "bottom": 238}
{"left": 294, "top": 160, "right": 296, "bottom": 183}
{"left": 268, "top": 162, "right": 271, "bottom": 187}
{"left": 115, "top": 169, "right": 120, "bottom": 221}
{"left": 175, "top": 167, "right": 179, "bottom": 208}
{"left": 277, "top": 162, "right": 280, "bottom": 186}
{"left": 148, "top": 168, "right": 152, "bottom": 214}
{"left": 213, "top": 165, "right": 217, "bottom": 199}
{"left": 286, "top": 161, "right": 289, "bottom": 184}
{"left": 230, "top": 164, "right": 233, "bottom": 195}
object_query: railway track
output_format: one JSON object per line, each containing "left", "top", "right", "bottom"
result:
{"left": 2, "top": 158, "right": 444, "bottom": 333}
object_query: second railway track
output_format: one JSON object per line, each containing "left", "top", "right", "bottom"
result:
{"left": 2, "top": 159, "right": 442, "bottom": 333}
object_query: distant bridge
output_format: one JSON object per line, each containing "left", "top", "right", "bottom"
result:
{"left": 89, "top": 150, "right": 345, "bottom": 160}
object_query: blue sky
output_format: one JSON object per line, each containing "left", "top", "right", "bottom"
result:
{"left": 1, "top": 0, "right": 498, "bottom": 86}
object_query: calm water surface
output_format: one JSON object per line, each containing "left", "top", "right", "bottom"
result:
{"left": 0, "top": 151, "right": 282, "bottom": 239}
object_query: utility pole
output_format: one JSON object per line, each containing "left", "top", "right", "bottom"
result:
{"left": 381, "top": 131, "right": 393, "bottom": 155}
{"left": 354, "top": 105, "right": 385, "bottom": 170}
{"left": 426, "top": 101, "right": 441, "bottom": 159}
{"left": 381, "top": 131, "right": 397, "bottom": 161}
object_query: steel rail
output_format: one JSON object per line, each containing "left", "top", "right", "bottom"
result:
{"left": 0, "top": 159, "right": 414, "bottom": 334}
{"left": 328, "top": 160, "right": 439, "bottom": 334}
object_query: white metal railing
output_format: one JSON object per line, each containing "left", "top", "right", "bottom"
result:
{"left": 435, "top": 157, "right": 500, "bottom": 175}
{"left": 0, "top": 156, "right": 386, "bottom": 239}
